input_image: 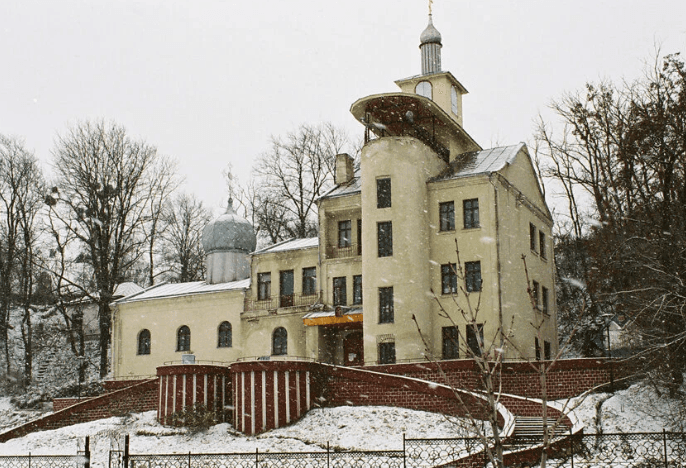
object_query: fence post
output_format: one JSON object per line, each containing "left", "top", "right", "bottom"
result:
{"left": 402, "top": 433, "right": 406, "bottom": 468}
{"left": 663, "top": 429, "right": 668, "bottom": 468}
{"left": 28, "top": 452, "right": 30, "bottom": 468}
{"left": 84, "top": 436, "right": 90, "bottom": 468}
{"left": 569, "top": 427, "right": 573, "bottom": 468}
{"left": 123, "top": 434, "right": 129, "bottom": 468}
{"left": 327, "top": 441, "right": 330, "bottom": 468}
{"left": 255, "top": 447, "right": 258, "bottom": 468}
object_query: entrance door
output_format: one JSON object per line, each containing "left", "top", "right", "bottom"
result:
{"left": 343, "top": 331, "right": 364, "bottom": 366}
{"left": 280, "top": 270, "right": 294, "bottom": 307}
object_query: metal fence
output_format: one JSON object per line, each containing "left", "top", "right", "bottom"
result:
{"left": 107, "top": 431, "right": 686, "bottom": 468}
{"left": 0, "top": 437, "right": 90, "bottom": 468}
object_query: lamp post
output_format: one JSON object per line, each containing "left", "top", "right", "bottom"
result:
{"left": 600, "top": 314, "right": 614, "bottom": 391}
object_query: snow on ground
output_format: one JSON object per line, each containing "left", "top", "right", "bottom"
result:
{"left": 0, "top": 406, "right": 477, "bottom": 467}
{"left": 563, "top": 379, "right": 685, "bottom": 433}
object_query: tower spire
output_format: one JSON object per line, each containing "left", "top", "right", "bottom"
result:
{"left": 419, "top": 10, "right": 442, "bottom": 75}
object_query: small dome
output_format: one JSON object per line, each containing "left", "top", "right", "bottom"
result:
{"left": 420, "top": 16, "right": 442, "bottom": 45}
{"left": 202, "top": 199, "right": 256, "bottom": 254}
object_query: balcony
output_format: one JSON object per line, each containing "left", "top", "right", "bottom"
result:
{"left": 326, "top": 243, "right": 361, "bottom": 259}
{"left": 244, "top": 292, "right": 321, "bottom": 312}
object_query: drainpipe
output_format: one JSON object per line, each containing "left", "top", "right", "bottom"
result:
{"left": 490, "top": 174, "right": 505, "bottom": 351}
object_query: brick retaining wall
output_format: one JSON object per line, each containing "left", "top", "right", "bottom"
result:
{"left": 0, "top": 379, "right": 158, "bottom": 443}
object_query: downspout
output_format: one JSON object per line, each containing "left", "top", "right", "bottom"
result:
{"left": 490, "top": 174, "right": 505, "bottom": 350}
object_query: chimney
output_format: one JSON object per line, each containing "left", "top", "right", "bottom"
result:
{"left": 334, "top": 153, "right": 354, "bottom": 185}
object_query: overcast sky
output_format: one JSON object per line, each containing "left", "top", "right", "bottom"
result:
{"left": 2, "top": 1, "right": 685, "bottom": 215}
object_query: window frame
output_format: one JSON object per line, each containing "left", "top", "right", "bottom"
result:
{"left": 338, "top": 220, "right": 352, "bottom": 248}
{"left": 257, "top": 272, "right": 271, "bottom": 300}
{"left": 466, "top": 323, "right": 484, "bottom": 357}
{"left": 465, "top": 261, "right": 482, "bottom": 292}
{"left": 176, "top": 325, "right": 191, "bottom": 352}
{"left": 376, "top": 178, "right": 391, "bottom": 209}
{"left": 541, "top": 286, "right": 549, "bottom": 315}
{"left": 377, "top": 221, "right": 393, "bottom": 257}
{"left": 530, "top": 223, "right": 537, "bottom": 253}
{"left": 137, "top": 329, "right": 151, "bottom": 355}
{"left": 441, "top": 263, "right": 457, "bottom": 295}
{"left": 463, "top": 198, "right": 479, "bottom": 229}
{"left": 439, "top": 201, "right": 455, "bottom": 232}
{"left": 353, "top": 275, "right": 363, "bottom": 305}
{"left": 218, "top": 321, "right": 232, "bottom": 348}
{"left": 378, "top": 342, "right": 396, "bottom": 364}
{"left": 539, "top": 230, "right": 547, "bottom": 259}
{"left": 378, "top": 286, "right": 394, "bottom": 324}
{"left": 532, "top": 280, "right": 540, "bottom": 309}
{"left": 302, "top": 267, "right": 317, "bottom": 296}
{"left": 442, "top": 326, "right": 459, "bottom": 360}
{"left": 333, "top": 276, "right": 347, "bottom": 306}
{"left": 272, "top": 327, "right": 288, "bottom": 356}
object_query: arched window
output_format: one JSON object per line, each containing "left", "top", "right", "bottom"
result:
{"left": 137, "top": 329, "right": 151, "bottom": 355}
{"left": 218, "top": 321, "right": 232, "bottom": 348}
{"left": 415, "top": 81, "right": 432, "bottom": 99}
{"left": 272, "top": 327, "right": 287, "bottom": 356}
{"left": 177, "top": 325, "right": 191, "bottom": 352}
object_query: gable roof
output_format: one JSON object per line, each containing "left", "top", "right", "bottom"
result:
{"left": 114, "top": 279, "right": 250, "bottom": 304}
{"left": 430, "top": 143, "right": 524, "bottom": 181}
{"left": 318, "top": 168, "right": 361, "bottom": 200}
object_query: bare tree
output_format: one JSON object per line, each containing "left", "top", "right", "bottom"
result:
{"left": 161, "top": 192, "right": 211, "bottom": 283}
{"left": 537, "top": 53, "right": 686, "bottom": 395}
{"left": 45, "top": 120, "right": 177, "bottom": 376}
{"left": 253, "top": 122, "right": 352, "bottom": 241}
{"left": 0, "top": 136, "right": 45, "bottom": 379}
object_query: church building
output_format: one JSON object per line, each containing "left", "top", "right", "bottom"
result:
{"left": 111, "top": 16, "right": 557, "bottom": 379}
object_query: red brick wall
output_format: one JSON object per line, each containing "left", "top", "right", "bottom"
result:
{"left": 53, "top": 398, "right": 93, "bottom": 412}
{"left": 0, "top": 379, "right": 158, "bottom": 443}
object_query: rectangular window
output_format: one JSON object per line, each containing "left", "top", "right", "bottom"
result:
{"left": 377, "top": 221, "right": 393, "bottom": 257}
{"left": 463, "top": 198, "right": 479, "bottom": 229}
{"left": 378, "top": 342, "right": 396, "bottom": 364}
{"left": 257, "top": 272, "right": 271, "bottom": 300}
{"left": 441, "top": 263, "right": 457, "bottom": 295}
{"left": 357, "top": 219, "right": 362, "bottom": 255}
{"left": 465, "top": 261, "right": 481, "bottom": 292}
{"left": 333, "top": 277, "right": 347, "bottom": 306}
{"left": 544, "top": 341, "right": 552, "bottom": 360}
{"left": 279, "top": 270, "right": 294, "bottom": 307}
{"left": 338, "top": 220, "right": 352, "bottom": 248}
{"left": 535, "top": 337, "right": 541, "bottom": 361}
{"left": 439, "top": 201, "right": 455, "bottom": 231}
{"left": 302, "top": 267, "right": 317, "bottom": 296}
{"left": 541, "top": 286, "right": 549, "bottom": 314}
{"left": 377, "top": 178, "right": 391, "bottom": 208}
{"left": 353, "top": 275, "right": 363, "bottom": 305}
{"left": 532, "top": 280, "right": 539, "bottom": 308}
{"left": 539, "top": 231, "right": 547, "bottom": 259}
{"left": 379, "top": 287, "right": 394, "bottom": 323}
{"left": 442, "top": 326, "right": 459, "bottom": 360}
{"left": 530, "top": 223, "right": 537, "bottom": 252}
{"left": 467, "top": 323, "right": 484, "bottom": 357}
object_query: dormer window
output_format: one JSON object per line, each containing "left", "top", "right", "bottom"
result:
{"left": 415, "top": 81, "right": 432, "bottom": 99}
{"left": 451, "top": 86, "right": 458, "bottom": 115}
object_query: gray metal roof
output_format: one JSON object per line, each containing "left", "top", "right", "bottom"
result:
{"left": 253, "top": 237, "right": 319, "bottom": 255}
{"left": 430, "top": 143, "right": 524, "bottom": 181}
{"left": 115, "top": 279, "right": 250, "bottom": 304}
{"left": 319, "top": 169, "right": 361, "bottom": 200}
{"left": 302, "top": 307, "right": 362, "bottom": 319}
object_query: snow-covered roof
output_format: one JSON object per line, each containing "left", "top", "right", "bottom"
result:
{"left": 302, "top": 307, "right": 362, "bottom": 319}
{"left": 254, "top": 237, "right": 319, "bottom": 255}
{"left": 114, "top": 279, "right": 250, "bottom": 304}
{"left": 113, "top": 282, "right": 144, "bottom": 298}
{"left": 430, "top": 143, "right": 524, "bottom": 181}
{"left": 318, "top": 169, "right": 361, "bottom": 200}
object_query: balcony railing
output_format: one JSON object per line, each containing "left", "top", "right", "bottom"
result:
{"left": 244, "top": 292, "right": 321, "bottom": 312}
{"left": 327, "top": 242, "right": 361, "bottom": 259}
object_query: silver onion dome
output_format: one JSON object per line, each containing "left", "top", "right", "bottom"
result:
{"left": 202, "top": 198, "right": 257, "bottom": 254}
